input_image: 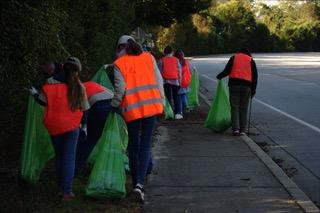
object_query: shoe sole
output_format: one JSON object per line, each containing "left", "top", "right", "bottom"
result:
{"left": 132, "top": 190, "right": 144, "bottom": 203}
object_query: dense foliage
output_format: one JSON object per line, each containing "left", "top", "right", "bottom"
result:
{"left": 157, "top": 0, "right": 320, "bottom": 55}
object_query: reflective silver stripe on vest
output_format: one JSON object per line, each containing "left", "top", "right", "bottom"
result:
{"left": 89, "top": 91, "right": 114, "bottom": 106}
{"left": 126, "top": 84, "right": 159, "bottom": 95}
{"left": 123, "top": 98, "right": 162, "bottom": 113}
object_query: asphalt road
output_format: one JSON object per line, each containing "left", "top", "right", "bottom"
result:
{"left": 190, "top": 52, "right": 320, "bottom": 204}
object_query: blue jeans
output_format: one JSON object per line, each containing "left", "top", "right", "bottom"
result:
{"left": 127, "top": 116, "right": 156, "bottom": 186}
{"left": 75, "top": 100, "right": 111, "bottom": 173}
{"left": 179, "top": 93, "right": 188, "bottom": 112}
{"left": 164, "top": 83, "right": 182, "bottom": 114}
{"left": 51, "top": 128, "right": 79, "bottom": 194}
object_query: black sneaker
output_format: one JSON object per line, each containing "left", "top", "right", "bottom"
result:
{"left": 132, "top": 184, "right": 144, "bottom": 203}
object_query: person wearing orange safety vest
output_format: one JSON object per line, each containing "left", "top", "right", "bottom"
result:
{"left": 75, "top": 81, "right": 114, "bottom": 174}
{"left": 28, "top": 57, "right": 89, "bottom": 201}
{"left": 112, "top": 35, "right": 165, "bottom": 202}
{"left": 216, "top": 48, "right": 258, "bottom": 136}
{"left": 174, "top": 49, "right": 192, "bottom": 112}
{"left": 160, "top": 45, "right": 183, "bottom": 120}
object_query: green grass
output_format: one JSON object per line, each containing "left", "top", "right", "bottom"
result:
{"left": 1, "top": 166, "right": 141, "bottom": 213}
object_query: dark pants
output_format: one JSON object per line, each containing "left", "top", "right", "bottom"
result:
{"left": 51, "top": 128, "right": 79, "bottom": 194}
{"left": 229, "top": 85, "right": 251, "bottom": 131}
{"left": 164, "top": 83, "right": 182, "bottom": 114}
{"left": 127, "top": 116, "right": 156, "bottom": 186}
{"left": 75, "top": 100, "right": 112, "bottom": 173}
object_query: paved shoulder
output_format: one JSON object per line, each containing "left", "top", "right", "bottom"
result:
{"left": 143, "top": 123, "right": 302, "bottom": 213}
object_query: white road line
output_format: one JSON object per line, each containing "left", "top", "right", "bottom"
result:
{"left": 201, "top": 74, "right": 218, "bottom": 82}
{"left": 200, "top": 73, "right": 320, "bottom": 134}
{"left": 254, "top": 99, "right": 320, "bottom": 134}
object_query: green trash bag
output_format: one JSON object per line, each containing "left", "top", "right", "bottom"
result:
{"left": 20, "top": 96, "right": 54, "bottom": 185}
{"left": 87, "top": 112, "right": 128, "bottom": 164}
{"left": 91, "top": 65, "right": 114, "bottom": 91}
{"left": 187, "top": 67, "right": 200, "bottom": 109}
{"left": 205, "top": 80, "right": 231, "bottom": 132}
{"left": 164, "top": 98, "right": 174, "bottom": 120}
{"left": 86, "top": 112, "right": 127, "bottom": 199}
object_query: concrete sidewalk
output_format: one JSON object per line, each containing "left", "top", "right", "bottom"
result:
{"left": 143, "top": 113, "right": 304, "bottom": 212}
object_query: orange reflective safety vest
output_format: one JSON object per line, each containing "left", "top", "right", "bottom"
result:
{"left": 161, "top": 56, "right": 179, "bottom": 80}
{"left": 230, "top": 53, "right": 252, "bottom": 82}
{"left": 83, "top": 81, "right": 113, "bottom": 107}
{"left": 181, "top": 61, "right": 192, "bottom": 88}
{"left": 42, "top": 83, "right": 83, "bottom": 136}
{"left": 114, "top": 52, "right": 163, "bottom": 122}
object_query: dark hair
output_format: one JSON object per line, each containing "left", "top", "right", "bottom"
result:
{"left": 125, "top": 39, "right": 143, "bottom": 56}
{"left": 174, "top": 49, "right": 186, "bottom": 66}
{"left": 237, "top": 48, "right": 251, "bottom": 57}
{"left": 63, "top": 63, "right": 86, "bottom": 111}
{"left": 164, "top": 45, "right": 173, "bottom": 55}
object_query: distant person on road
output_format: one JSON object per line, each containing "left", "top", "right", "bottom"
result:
{"left": 112, "top": 35, "right": 165, "bottom": 202}
{"left": 160, "top": 45, "right": 183, "bottom": 119}
{"left": 216, "top": 48, "right": 258, "bottom": 136}
{"left": 174, "top": 49, "right": 192, "bottom": 112}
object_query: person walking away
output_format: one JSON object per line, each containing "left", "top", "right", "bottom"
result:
{"left": 75, "top": 81, "right": 114, "bottom": 174}
{"left": 216, "top": 48, "right": 258, "bottom": 136}
{"left": 112, "top": 35, "right": 165, "bottom": 202}
{"left": 174, "top": 50, "right": 192, "bottom": 112}
{"left": 160, "top": 45, "right": 183, "bottom": 119}
{"left": 28, "top": 57, "right": 89, "bottom": 201}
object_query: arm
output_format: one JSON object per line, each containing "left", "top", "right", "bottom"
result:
{"left": 33, "top": 92, "right": 47, "bottom": 106}
{"left": 111, "top": 66, "right": 126, "bottom": 107}
{"left": 152, "top": 56, "right": 165, "bottom": 105}
{"left": 216, "top": 56, "right": 234, "bottom": 79}
{"left": 177, "top": 60, "right": 182, "bottom": 85}
{"left": 251, "top": 59, "right": 258, "bottom": 97}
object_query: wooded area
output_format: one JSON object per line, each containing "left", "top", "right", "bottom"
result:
{"left": 0, "top": 0, "right": 319, "bottom": 163}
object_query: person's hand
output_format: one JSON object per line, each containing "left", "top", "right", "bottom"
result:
{"left": 79, "top": 124, "right": 87, "bottom": 141}
{"left": 112, "top": 106, "right": 122, "bottom": 115}
{"left": 28, "top": 86, "right": 38, "bottom": 96}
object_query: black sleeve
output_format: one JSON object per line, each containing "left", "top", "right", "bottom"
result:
{"left": 251, "top": 59, "right": 258, "bottom": 95}
{"left": 216, "top": 56, "right": 234, "bottom": 79}
{"left": 33, "top": 93, "right": 47, "bottom": 106}
{"left": 81, "top": 110, "right": 88, "bottom": 125}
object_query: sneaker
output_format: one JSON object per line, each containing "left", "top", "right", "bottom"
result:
{"left": 240, "top": 132, "right": 246, "bottom": 136}
{"left": 132, "top": 184, "right": 145, "bottom": 203}
{"left": 232, "top": 129, "right": 240, "bottom": 136}
{"left": 62, "top": 192, "right": 75, "bottom": 201}
{"left": 175, "top": 114, "right": 183, "bottom": 120}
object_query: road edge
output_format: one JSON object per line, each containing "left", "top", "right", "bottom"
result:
{"left": 199, "top": 91, "right": 320, "bottom": 213}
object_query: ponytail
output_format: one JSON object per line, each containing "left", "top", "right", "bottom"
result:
{"left": 125, "top": 39, "right": 143, "bottom": 56}
{"left": 63, "top": 63, "right": 86, "bottom": 111}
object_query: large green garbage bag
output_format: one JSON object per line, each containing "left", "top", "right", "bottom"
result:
{"left": 187, "top": 67, "right": 200, "bottom": 109}
{"left": 86, "top": 112, "right": 127, "bottom": 198}
{"left": 91, "top": 65, "right": 114, "bottom": 91}
{"left": 20, "top": 96, "right": 54, "bottom": 185}
{"left": 205, "top": 80, "right": 231, "bottom": 132}
{"left": 164, "top": 98, "right": 174, "bottom": 119}
{"left": 87, "top": 112, "right": 128, "bottom": 164}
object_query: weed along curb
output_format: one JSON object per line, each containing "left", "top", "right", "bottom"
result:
{"left": 199, "top": 91, "right": 320, "bottom": 213}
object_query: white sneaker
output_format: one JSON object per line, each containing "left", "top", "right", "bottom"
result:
{"left": 132, "top": 184, "right": 144, "bottom": 203}
{"left": 175, "top": 114, "right": 183, "bottom": 120}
